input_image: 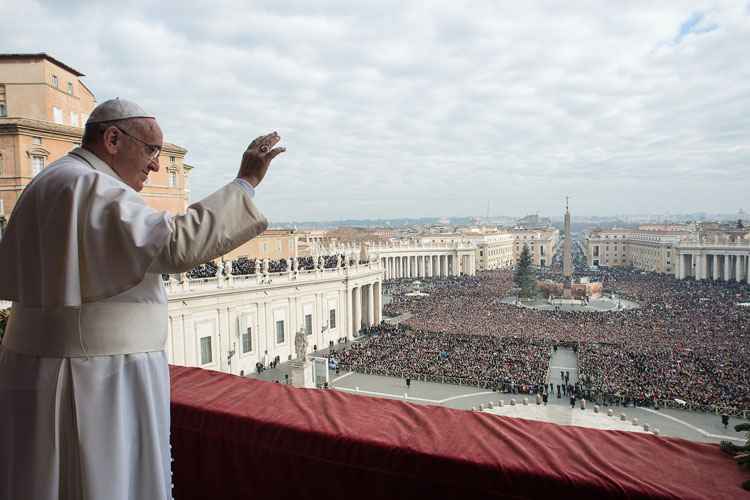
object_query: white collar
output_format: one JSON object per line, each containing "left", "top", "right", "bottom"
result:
{"left": 70, "top": 147, "right": 127, "bottom": 185}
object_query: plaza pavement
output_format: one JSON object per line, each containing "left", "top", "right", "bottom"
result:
{"left": 249, "top": 344, "right": 747, "bottom": 445}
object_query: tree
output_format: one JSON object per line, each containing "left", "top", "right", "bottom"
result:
{"left": 514, "top": 244, "right": 537, "bottom": 298}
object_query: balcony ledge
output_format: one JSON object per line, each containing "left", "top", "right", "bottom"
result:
{"left": 170, "top": 365, "right": 746, "bottom": 500}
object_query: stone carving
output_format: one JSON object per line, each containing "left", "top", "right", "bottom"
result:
{"left": 224, "top": 260, "right": 232, "bottom": 277}
{"left": 294, "top": 328, "right": 308, "bottom": 362}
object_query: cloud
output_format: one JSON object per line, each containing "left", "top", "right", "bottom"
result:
{"left": 674, "top": 11, "right": 719, "bottom": 44}
{"left": 2, "top": 0, "right": 749, "bottom": 220}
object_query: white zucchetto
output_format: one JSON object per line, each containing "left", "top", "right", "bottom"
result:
{"left": 86, "top": 98, "right": 154, "bottom": 125}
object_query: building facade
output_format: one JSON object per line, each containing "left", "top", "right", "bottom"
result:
{"left": 223, "top": 229, "right": 301, "bottom": 261}
{"left": 370, "top": 241, "right": 477, "bottom": 279}
{"left": 584, "top": 227, "right": 687, "bottom": 274}
{"left": 471, "top": 233, "right": 515, "bottom": 271}
{"left": 165, "top": 260, "right": 383, "bottom": 375}
{"left": 0, "top": 53, "right": 191, "bottom": 219}
{"left": 584, "top": 224, "right": 750, "bottom": 284}
{"left": 511, "top": 228, "right": 559, "bottom": 268}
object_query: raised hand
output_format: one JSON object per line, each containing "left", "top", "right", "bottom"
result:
{"left": 237, "top": 131, "right": 285, "bottom": 187}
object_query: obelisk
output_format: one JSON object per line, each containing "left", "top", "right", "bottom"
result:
{"left": 563, "top": 197, "right": 573, "bottom": 296}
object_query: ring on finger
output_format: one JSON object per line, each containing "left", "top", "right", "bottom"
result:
{"left": 260, "top": 144, "right": 270, "bottom": 153}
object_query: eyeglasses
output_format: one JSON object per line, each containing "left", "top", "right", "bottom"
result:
{"left": 114, "top": 126, "right": 162, "bottom": 160}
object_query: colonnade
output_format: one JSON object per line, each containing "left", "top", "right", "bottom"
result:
{"left": 675, "top": 251, "right": 750, "bottom": 284}
{"left": 350, "top": 281, "right": 382, "bottom": 336}
{"left": 380, "top": 253, "right": 476, "bottom": 280}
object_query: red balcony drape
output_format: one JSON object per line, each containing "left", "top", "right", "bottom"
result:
{"left": 170, "top": 366, "right": 745, "bottom": 500}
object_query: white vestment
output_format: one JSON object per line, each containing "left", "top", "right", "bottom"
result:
{"left": 0, "top": 147, "right": 267, "bottom": 500}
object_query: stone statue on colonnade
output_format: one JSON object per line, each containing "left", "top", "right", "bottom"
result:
{"left": 294, "top": 328, "right": 308, "bottom": 362}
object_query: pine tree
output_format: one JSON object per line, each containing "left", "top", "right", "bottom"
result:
{"left": 514, "top": 245, "right": 537, "bottom": 298}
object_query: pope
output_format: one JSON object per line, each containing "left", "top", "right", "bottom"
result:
{"left": 0, "top": 98, "right": 284, "bottom": 500}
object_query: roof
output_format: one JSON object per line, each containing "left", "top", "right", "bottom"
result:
{"left": 0, "top": 53, "right": 85, "bottom": 77}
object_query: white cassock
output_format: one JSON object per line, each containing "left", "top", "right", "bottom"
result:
{"left": 0, "top": 147, "right": 268, "bottom": 500}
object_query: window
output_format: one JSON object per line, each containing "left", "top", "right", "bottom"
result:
{"left": 200, "top": 336, "right": 212, "bottom": 365}
{"left": 305, "top": 314, "right": 313, "bottom": 335}
{"left": 242, "top": 326, "right": 252, "bottom": 353}
{"left": 0, "top": 103, "right": 5, "bottom": 117}
{"left": 170, "top": 156, "right": 175, "bottom": 164}
{"left": 70, "top": 112, "right": 78, "bottom": 127}
{"left": 51, "top": 75, "right": 59, "bottom": 88}
{"left": 67, "top": 82, "right": 73, "bottom": 95}
{"left": 169, "top": 171, "right": 177, "bottom": 188}
{"left": 0, "top": 152, "right": 3, "bottom": 177}
{"left": 31, "top": 156, "right": 45, "bottom": 177}
{"left": 275, "top": 320, "right": 285, "bottom": 343}
{"left": 52, "top": 106, "right": 63, "bottom": 124}
{"left": 329, "top": 309, "right": 336, "bottom": 329}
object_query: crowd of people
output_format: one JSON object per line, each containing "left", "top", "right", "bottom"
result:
{"left": 184, "top": 254, "right": 351, "bottom": 279}
{"left": 370, "top": 269, "right": 749, "bottom": 415}
{"left": 337, "top": 323, "right": 551, "bottom": 392}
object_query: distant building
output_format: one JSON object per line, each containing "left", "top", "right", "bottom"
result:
{"left": 222, "top": 229, "right": 301, "bottom": 261}
{"left": 583, "top": 227, "right": 686, "bottom": 273}
{"left": 516, "top": 213, "right": 552, "bottom": 228}
{"left": 583, "top": 223, "right": 750, "bottom": 283}
{"left": 510, "top": 228, "right": 559, "bottom": 268}
{"left": 0, "top": 53, "right": 191, "bottom": 219}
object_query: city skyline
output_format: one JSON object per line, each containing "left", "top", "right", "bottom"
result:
{"left": 2, "top": 1, "right": 749, "bottom": 221}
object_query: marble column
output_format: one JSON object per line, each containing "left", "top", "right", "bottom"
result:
{"left": 713, "top": 254, "right": 720, "bottom": 280}
{"left": 367, "top": 283, "right": 375, "bottom": 327}
{"left": 684, "top": 253, "right": 690, "bottom": 279}
{"left": 353, "top": 287, "right": 361, "bottom": 337}
{"left": 735, "top": 255, "right": 742, "bottom": 282}
{"left": 374, "top": 281, "right": 382, "bottom": 324}
{"left": 694, "top": 254, "right": 701, "bottom": 280}
{"left": 724, "top": 255, "right": 731, "bottom": 281}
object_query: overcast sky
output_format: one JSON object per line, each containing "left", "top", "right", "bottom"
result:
{"left": 4, "top": 1, "right": 750, "bottom": 221}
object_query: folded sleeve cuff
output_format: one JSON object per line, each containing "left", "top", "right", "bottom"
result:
{"left": 233, "top": 178, "right": 256, "bottom": 198}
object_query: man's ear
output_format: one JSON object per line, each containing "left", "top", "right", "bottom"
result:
{"left": 102, "top": 126, "right": 120, "bottom": 154}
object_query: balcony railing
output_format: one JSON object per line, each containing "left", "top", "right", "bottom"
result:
{"left": 170, "top": 365, "right": 747, "bottom": 500}
{"left": 164, "top": 260, "right": 383, "bottom": 295}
